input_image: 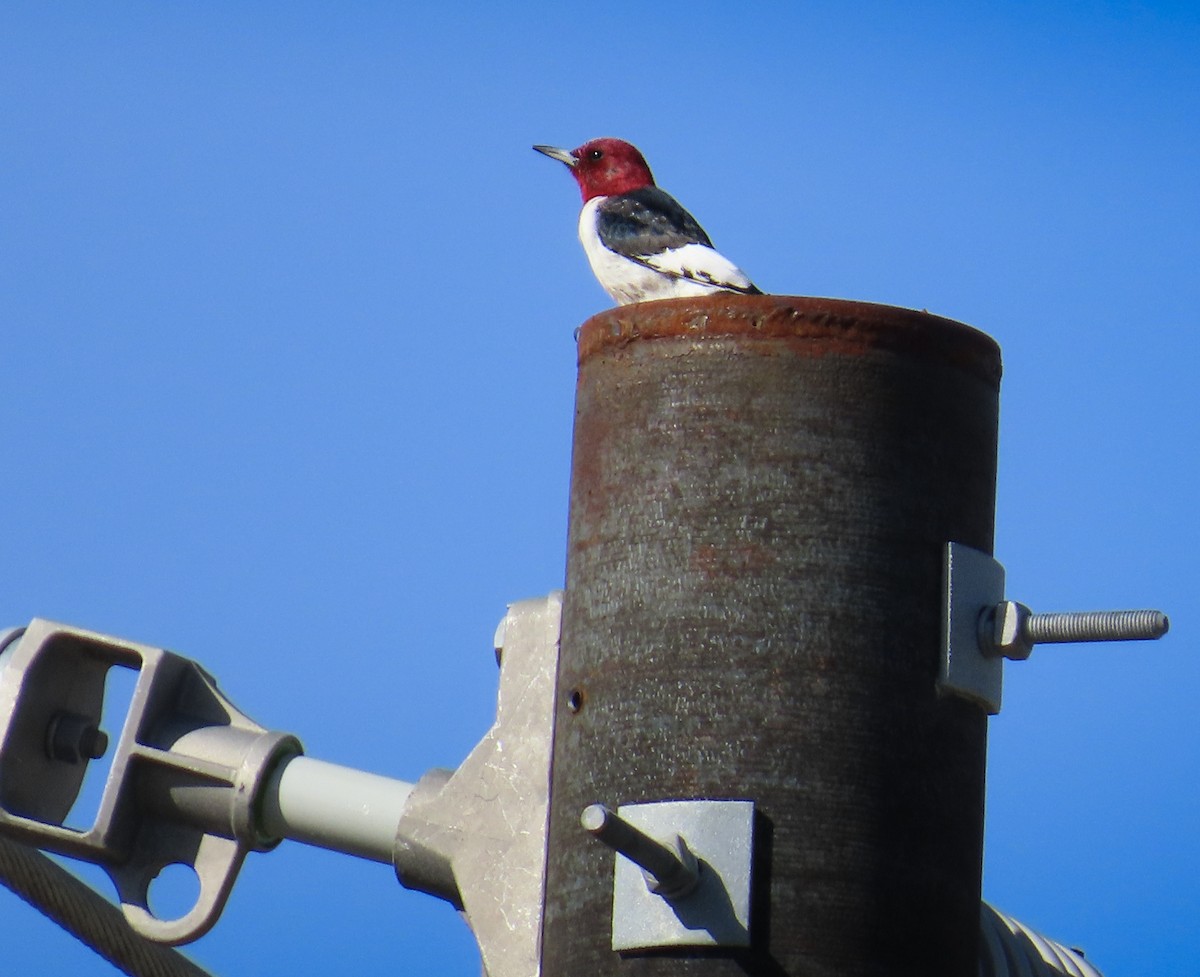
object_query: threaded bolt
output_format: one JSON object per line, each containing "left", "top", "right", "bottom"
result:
{"left": 1025, "top": 609, "right": 1169, "bottom": 644}
{"left": 981, "top": 602, "right": 1170, "bottom": 661}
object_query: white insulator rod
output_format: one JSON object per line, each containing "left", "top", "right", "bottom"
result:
{"left": 260, "top": 755, "right": 415, "bottom": 864}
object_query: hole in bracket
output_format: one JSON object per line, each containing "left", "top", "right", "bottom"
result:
{"left": 148, "top": 862, "right": 201, "bottom": 920}
{"left": 63, "top": 662, "right": 139, "bottom": 832}
{"left": 566, "top": 688, "right": 585, "bottom": 713}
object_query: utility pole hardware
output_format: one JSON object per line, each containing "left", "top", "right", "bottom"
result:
{"left": 0, "top": 295, "right": 1167, "bottom": 977}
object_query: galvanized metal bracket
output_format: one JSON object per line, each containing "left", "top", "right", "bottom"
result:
{"left": 939, "top": 542, "right": 1169, "bottom": 715}
{"left": 939, "top": 542, "right": 1007, "bottom": 714}
{"left": 393, "top": 591, "right": 562, "bottom": 977}
{"left": 0, "top": 619, "right": 301, "bottom": 944}
{"left": 584, "top": 799, "right": 755, "bottom": 952}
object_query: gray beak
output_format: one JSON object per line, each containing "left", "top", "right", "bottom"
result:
{"left": 533, "top": 144, "right": 577, "bottom": 167}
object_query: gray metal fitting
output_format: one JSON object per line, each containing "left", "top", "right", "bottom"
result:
{"left": 581, "top": 804, "right": 699, "bottom": 901}
{"left": 46, "top": 711, "right": 110, "bottom": 763}
{"left": 0, "top": 619, "right": 302, "bottom": 944}
{"left": 940, "top": 542, "right": 1170, "bottom": 714}
{"left": 581, "top": 799, "right": 755, "bottom": 951}
{"left": 393, "top": 592, "right": 563, "bottom": 977}
{"left": 980, "top": 600, "right": 1170, "bottom": 661}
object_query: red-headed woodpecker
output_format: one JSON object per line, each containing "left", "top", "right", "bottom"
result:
{"left": 534, "top": 138, "right": 761, "bottom": 305}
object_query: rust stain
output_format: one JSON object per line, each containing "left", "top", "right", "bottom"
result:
{"left": 691, "top": 541, "right": 777, "bottom": 580}
{"left": 576, "top": 294, "right": 1002, "bottom": 388}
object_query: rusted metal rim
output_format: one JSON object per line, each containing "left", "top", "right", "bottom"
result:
{"left": 577, "top": 294, "right": 1002, "bottom": 387}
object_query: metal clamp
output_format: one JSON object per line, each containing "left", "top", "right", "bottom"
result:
{"left": 0, "top": 593, "right": 565, "bottom": 973}
{"left": 392, "top": 592, "right": 562, "bottom": 977}
{"left": 581, "top": 799, "right": 755, "bottom": 951}
{"left": 0, "top": 620, "right": 301, "bottom": 944}
{"left": 939, "top": 542, "right": 1169, "bottom": 714}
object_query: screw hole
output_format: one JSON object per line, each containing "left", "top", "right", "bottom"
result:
{"left": 566, "top": 688, "right": 585, "bottom": 713}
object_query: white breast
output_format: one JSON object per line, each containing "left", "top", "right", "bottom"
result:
{"left": 577, "top": 197, "right": 753, "bottom": 305}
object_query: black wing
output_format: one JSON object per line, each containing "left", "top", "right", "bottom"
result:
{"left": 595, "top": 186, "right": 714, "bottom": 258}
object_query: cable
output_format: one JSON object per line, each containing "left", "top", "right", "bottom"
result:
{"left": 0, "top": 835, "right": 216, "bottom": 977}
{"left": 981, "top": 903, "right": 1104, "bottom": 977}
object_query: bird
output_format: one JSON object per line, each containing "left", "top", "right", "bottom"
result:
{"left": 533, "top": 138, "right": 761, "bottom": 305}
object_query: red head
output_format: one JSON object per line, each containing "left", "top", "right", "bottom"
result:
{"left": 533, "top": 138, "right": 656, "bottom": 202}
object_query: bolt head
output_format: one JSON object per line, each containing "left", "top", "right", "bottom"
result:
{"left": 46, "top": 712, "right": 109, "bottom": 763}
{"left": 987, "top": 601, "right": 1034, "bottom": 660}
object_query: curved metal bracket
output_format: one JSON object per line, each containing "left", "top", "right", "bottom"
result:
{"left": 0, "top": 620, "right": 301, "bottom": 944}
{"left": 393, "top": 591, "right": 562, "bottom": 977}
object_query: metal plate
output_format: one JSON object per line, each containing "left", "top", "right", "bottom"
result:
{"left": 939, "top": 542, "right": 1006, "bottom": 714}
{"left": 610, "top": 799, "right": 754, "bottom": 951}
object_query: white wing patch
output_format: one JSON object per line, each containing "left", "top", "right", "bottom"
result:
{"left": 578, "top": 198, "right": 757, "bottom": 306}
{"left": 635, "top": 242, "right": 756, "bottom": 293}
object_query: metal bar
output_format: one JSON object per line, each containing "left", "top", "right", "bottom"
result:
{"left": 259, "top": 755, "right": 414, "bottom": 864}
{"left": 580, "top": 804, "right": 698, "bottom": 900}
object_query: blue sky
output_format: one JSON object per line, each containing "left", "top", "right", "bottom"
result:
{"left": 1, "top": 2, "right": 1197, "bottom": 974}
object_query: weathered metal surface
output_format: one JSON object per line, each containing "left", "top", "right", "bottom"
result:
{"left": 542, "top": 294, "right": 1002, "bottom": 976}
{"left": 394, "top": 592, "right": 562, "bottom": 977}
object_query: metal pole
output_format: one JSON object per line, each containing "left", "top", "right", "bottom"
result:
{"left": 542, "top": 294, "right": 1002, "bottom": 976}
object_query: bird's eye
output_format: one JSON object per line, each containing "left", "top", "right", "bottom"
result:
{"left": 588, "top": 148, "right": 604, "bottom": 160}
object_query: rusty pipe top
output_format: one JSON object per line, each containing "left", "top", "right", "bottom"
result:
{"left": 577, "top": 294, "right": 1002, "bottom": 388}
